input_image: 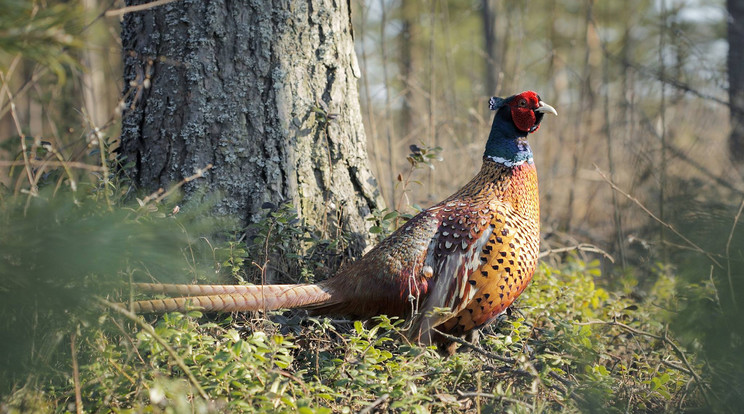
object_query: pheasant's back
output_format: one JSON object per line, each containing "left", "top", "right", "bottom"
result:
{"left": 311, "top": 210, "right": 441, "bottom": 318}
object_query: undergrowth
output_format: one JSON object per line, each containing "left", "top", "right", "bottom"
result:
{"left": 1, "top": 238, "right": 707, "bottom": 413}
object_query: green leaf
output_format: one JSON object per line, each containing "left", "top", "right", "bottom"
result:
{"left": 383, "top": 211, "right": 399, "bottom": 221}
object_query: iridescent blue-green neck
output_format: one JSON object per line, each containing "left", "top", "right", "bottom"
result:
{"left": 483, "top": 108, "right": 533, "bottom": 167}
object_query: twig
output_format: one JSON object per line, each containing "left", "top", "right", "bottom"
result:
{"left": 105, "top": 0, "right": 181, "bottom": 17}
{"left": 100, "top": 299, "right": 210, "bottom": 401}
{"left": 538, "top": 243, "right": 615, "bottom": 263}
{"left": 455, "top": 391, "right": 534, "bottom": 409}
{"left": 271, "top": 369, "right": 309, "bottom": 395}
{"left": 359, "top": 393, "right": 390, "bottom": 414}
{"left": 153, "top": 164, "right": 213, "bottom": 203}
{"left": 0, "top": 65, "right": 45, "bottom": 121}
{"left": 595, "top": 165, "right": 722, "bottom": 269}
{"left": 252, "top": 218, "right": 273, "bottom": 312}
{"left": 661, "top": 359, "right": 692, "bottom": 376}
{"left": 548, "top": 369, "right": 572, "bottom": 387}
{"left": 594, "top": 30, "right": 728, "bottom": 108}
{"left": 70, "top": 331, "right": 83, "bottom": 414}
{"left": 619, "top": 55, "right": 729, "bottom": 108}
{"left": 0, "top": 160, "right": 105, "bottom": 170}
{"left": 137, "top": 164, "right": 213, "bottom": 207}
{"left": 432, "top": 328, "right": 515, "bottom": 364}
{"left": 637, "top": 111, "right": 744, "bottom": 194}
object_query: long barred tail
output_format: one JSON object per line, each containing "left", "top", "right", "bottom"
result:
{"left": 128, "top": 283, "right": 333, "bottom": 314}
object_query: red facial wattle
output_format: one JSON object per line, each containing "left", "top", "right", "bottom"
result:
{"left": 509, "top": 91, "right": 541, "bottom": 133}
{"left": 511, "top": 107, "right": 538, "bottom": 132}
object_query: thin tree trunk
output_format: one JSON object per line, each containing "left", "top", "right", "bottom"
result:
{"left": 81, "top": 0, "right": 108, "bottom": 128}
{"left": 379, "top": 0, "right": 396, "bottom": 204}
{"left": 119, "top": 0, "right": 384, "bottom": 268}
{"left": 399, "top": 0, "right": 417, "bottom": 136}
{"left": 482, "top": 0, "right": 499, "bottom": 96}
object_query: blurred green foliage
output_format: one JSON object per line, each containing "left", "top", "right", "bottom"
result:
{"left": 0, "top": 187, "right": 233, "bottom": 393}
{"left": 0, "top": 0, "right": 85, "bottom": 81}
{"left": 662, "top": 193, "right": 744, "bottom": 412}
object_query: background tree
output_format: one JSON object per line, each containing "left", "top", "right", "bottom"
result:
{"left": 119, "top": 0, "right": 384, "bottom": 272}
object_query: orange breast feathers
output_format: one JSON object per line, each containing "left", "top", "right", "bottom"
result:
{"left": 502, "top": 162, "right": 539, "bottom": 218}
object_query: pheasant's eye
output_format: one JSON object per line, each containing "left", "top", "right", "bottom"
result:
{"left": 518, "top": 99, "right": 527, "bottom": 108}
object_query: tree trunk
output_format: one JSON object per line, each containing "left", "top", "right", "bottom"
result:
{"left": 728, "top": 0, "right": 744, "bottom": 161}
{"left": 119, "top": 1, "right": 384, "bottom": 270}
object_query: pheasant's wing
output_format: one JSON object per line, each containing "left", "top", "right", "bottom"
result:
{"left": 411, "top": 195, "right": 539, "bottom": 343}
{"left": 437, "top": 202, "right": 536, "bottom": 337}
{"left": 406, "top": 197, "right": 502, "bottom": 343}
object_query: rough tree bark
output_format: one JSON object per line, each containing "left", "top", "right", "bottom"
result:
{"left": 728, "top": 0, "right": 744, "bottom": 161}
{"left": 119, "top": 1, "right": 384, "bottom": 266}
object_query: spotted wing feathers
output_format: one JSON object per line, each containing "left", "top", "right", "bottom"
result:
{"left": 407, "top": 200, "right": 496, "bottom": 342}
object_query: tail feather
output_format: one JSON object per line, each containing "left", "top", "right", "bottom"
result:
{"left": 134, "top": 283, "right": 267, "bottom": 296}
{"left": 129, "top": 284, "right": 333, "bottom": 314}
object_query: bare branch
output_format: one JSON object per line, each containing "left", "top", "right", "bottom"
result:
{"left": 359, "top": 393, "right": 390, "bottom": 414}
{"left": 105, "top": 0, "right": 182, "bottom": 17}
{"left": 432, "top": 328, "right": 515, "bottom": 364}
{"left": 539, "top": 243, "right": 615, "bottom": 263}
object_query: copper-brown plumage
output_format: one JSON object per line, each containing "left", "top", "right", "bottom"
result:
{"left": 128, "top": 91, "right": 557, "bottom": 346}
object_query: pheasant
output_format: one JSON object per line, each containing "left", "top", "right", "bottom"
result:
{"left": 129, "top": 91, "right": 557, "bottom": 346}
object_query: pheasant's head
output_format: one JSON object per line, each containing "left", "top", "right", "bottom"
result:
{"left": 484, "top": 90, "right": 557, "bottom": 165}
{"left": 489, "top": 91, "right": 558, "bottom": 134}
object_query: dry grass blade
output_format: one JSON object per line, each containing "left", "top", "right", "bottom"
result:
{"left": 0, "top": 160, "right": 105, "bottom": 171}
{"left": 456, "top": 390, "right": 534, "bottom": 410}
{"left": 70, "top": 331, "right": 83, "bottom": 414}
{"left": 724, "top": 198, "right": 744, "bottom": 308}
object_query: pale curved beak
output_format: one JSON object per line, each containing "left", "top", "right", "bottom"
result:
{"left": 535, "top": 101, "right": 558, "bottom": 116}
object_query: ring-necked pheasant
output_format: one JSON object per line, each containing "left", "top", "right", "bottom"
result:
{"left": 129, "top": 91, "right": 557, "bottom": 346}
